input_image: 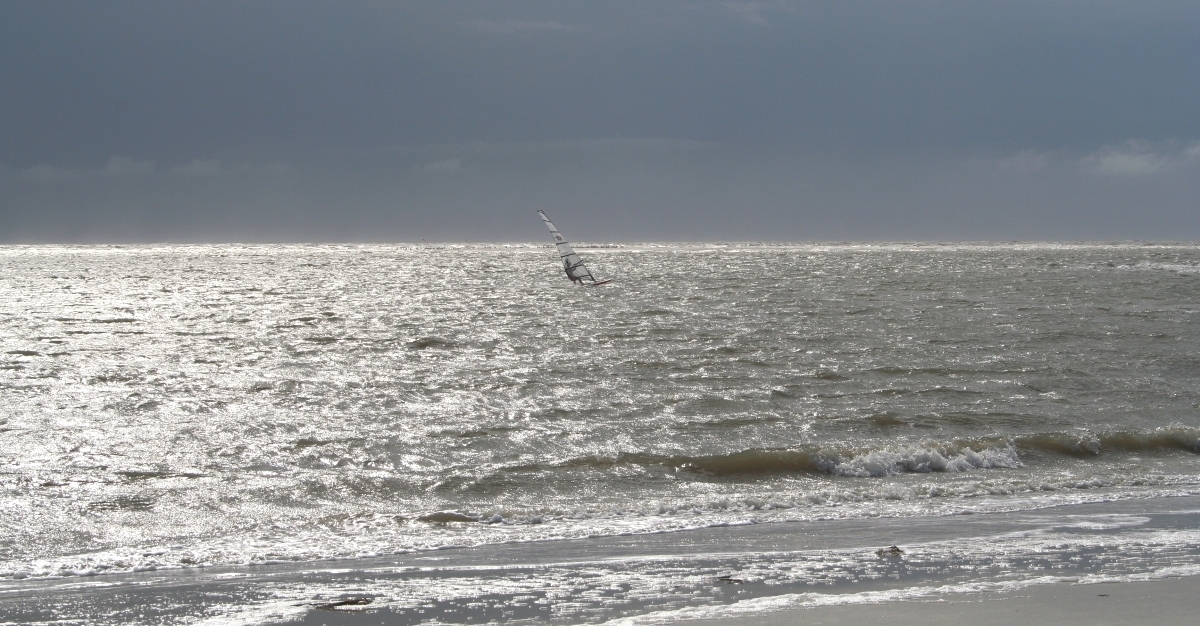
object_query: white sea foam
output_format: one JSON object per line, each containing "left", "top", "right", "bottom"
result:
{"left": 829, "top": 445, "right": 1022, "bottom": 477}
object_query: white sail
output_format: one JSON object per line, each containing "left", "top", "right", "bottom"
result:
{"left": 537, "top": 210, "right": 604, "bottom": 285}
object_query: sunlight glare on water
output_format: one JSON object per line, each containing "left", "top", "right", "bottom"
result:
{"left": 1, "top": 242, "right": 1199, "bottom": 579}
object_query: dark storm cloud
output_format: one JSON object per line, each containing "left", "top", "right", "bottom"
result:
{"left": 1, "top": 1, "right": 1198, "bottom": 242}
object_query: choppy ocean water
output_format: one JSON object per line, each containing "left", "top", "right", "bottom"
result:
{"left": 1, "top": 242, "right": 1198, "bottom": 623}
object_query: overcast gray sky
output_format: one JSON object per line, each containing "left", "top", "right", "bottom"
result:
{"left": 2, "top": 0, "right": 1198, "bottom": 242}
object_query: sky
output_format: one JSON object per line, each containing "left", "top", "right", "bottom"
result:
{"left": 2, "top": 0, "right": 1199, "bottom": 243}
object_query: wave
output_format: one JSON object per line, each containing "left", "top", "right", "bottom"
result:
{"left": 1100, "top": 262, "right": 1200, "bottom": 274}
{"left": 530, "top": 425, "right": 1200, "bottom": 479}
{"left": 545, "top": 444, "right": 1021, "bottom": 478}
{"left": 681, "top": 446, "right": 1021, "bottom": 477}
{"left": 1015, "top": 426, "right": 1200, "bottom": 457}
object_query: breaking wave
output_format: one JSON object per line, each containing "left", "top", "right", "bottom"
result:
{"left": 1014, "top": 425, "right": 1200, "bottom": 457}
{"left": 545, "top": 443, "right": 1021, "bottom": 478}
{"left": 535, "top": 425, "right": 1200, "bottom": 478}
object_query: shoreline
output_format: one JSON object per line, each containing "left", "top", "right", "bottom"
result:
{"left": 668, "top": 575, "right": 1200, "bottom": 626}
{"left": 2, "top": 495, "right": 1198, "bottom": 625}
{"left": 282, "top": 573, "right": 1200, "bottom": 625}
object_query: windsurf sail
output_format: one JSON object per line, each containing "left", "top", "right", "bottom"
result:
{"left": 537, "top": 210, "right": 610, "bottom": 285}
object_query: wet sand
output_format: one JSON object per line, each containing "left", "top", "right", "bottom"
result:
{"left": 287, "top": 575, "right": 1200, "bottom": 624}
{"left": 671, "top": 576, "right": 1200, "bottom": 626}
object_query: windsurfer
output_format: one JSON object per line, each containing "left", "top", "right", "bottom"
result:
{"left": 539, "top": 210, "right": 609, "bottom": 286}
{"left": 565, "top": 260, "right": 584, "bottom": 284}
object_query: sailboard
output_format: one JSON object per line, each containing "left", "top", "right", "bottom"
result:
{"left": 537, "top": 210, "right": 612, "bottom": 286}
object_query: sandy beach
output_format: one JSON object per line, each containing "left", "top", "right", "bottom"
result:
{"left": 672, "top": 576, "right": 1200, "bottom": 626}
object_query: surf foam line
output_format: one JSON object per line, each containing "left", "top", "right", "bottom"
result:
{"left": 6, "top": 500, "right": 1200, "bottom": 626}
{"left": 11, "top": 483, "right": 1200, "bottom": 583}
{"left": 601, "top": 576, "right": 1075, "bottom": 625}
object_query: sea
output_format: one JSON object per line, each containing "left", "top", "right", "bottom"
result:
{"left": 1, "top": 242, "right": 1198, "bottom": 624}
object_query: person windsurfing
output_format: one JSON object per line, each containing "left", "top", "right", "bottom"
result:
{"left": 565, "top": 259, "right": 584, "bottom": 284}
{"left": 538, "top": 210, "right": 612, "bottom": 286}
